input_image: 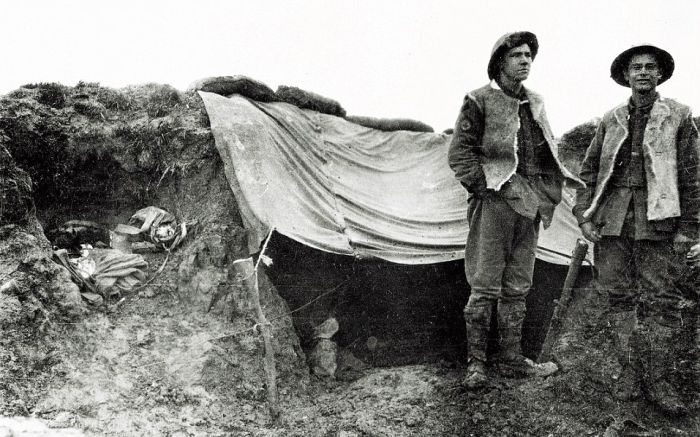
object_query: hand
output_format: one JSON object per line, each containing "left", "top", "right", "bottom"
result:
{"left": 673, "top": 233, "right": 694, "bottom": 254}
{"left": 580, "top": 222, "right": 601, "bottom": 243}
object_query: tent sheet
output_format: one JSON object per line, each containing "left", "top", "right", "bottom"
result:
{"left": 200, "top": 91, "right": 588, "bottom": 265}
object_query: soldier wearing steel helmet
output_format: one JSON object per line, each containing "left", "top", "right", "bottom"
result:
{"left": 448, "top": 31, "right": 582, "bottom": 389}
{"left": 574, "top": 44, "right": 700, "bottom": 415}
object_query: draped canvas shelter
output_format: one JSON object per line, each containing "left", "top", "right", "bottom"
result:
{"left": 200, "top": 91, "right": 588, "bottom": 266}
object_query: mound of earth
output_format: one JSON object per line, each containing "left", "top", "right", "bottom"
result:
{"left": 0, "top": 82, "right": 307, "bottom": 433}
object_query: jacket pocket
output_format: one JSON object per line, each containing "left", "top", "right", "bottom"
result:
{"left": 650, "top": 217, "right": 676, "bottom": 233}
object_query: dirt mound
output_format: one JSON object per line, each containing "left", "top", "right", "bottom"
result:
{"left": 0, "top": 141, "right": 88, "bottom": 421}
{"left": 0, "top": 82, "right": 308, "bottom": 431}
{"left": 558, "top": 119, "right": 598, "bottom": 174}
{"left": 0, "top": 224, "right": 86, "bottom": 327}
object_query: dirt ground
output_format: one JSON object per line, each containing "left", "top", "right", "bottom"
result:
{"left": 2, "top": 244, "right": 698, "bottom": 437}
{"left": 0, "top": 261, "right": 591, "bottom": 437}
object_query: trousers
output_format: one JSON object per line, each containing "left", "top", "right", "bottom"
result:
{"left": 464, "top": 195, "right": 539, "bottom": 310}
{"left": 596, "top": 236, "right": 693, "bottom": 322}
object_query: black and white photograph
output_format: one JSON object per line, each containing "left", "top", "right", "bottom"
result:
{"left": 1, "top": 1, "right": 699, "bottom": 435}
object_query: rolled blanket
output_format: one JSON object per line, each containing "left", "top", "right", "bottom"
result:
{"left": 90, "top": 249, "right": 148, "bottom": 296}
{"left": 188, "top": 75, "right": 278, "bottom": 102}
{"left": 275, "top": 85, "right": 346, "bottom": 117}
{"left": 345, "top": 115, "right": 434, "bottom": 133}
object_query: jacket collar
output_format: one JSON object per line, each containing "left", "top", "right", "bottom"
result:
{"left": 488, "top": 79, "right": 544, "bottom": 120}
{"left": 612, "top": 94, "right": 670, "bottom": 126}
{"left": 628, "top": 92, "right": 658, "bottom": 111}
{"left": 488, "top": 80, "right": 544, "bottom": 116}
{"left": 489, "top": 79, "right": 525, "bottom": 99}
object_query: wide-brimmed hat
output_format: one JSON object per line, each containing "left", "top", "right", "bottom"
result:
{"left": 610, "top": 44, "right": 674, "bottom": 87}
{"left": 487, "top": 31, "right": 539, "bottom": 80}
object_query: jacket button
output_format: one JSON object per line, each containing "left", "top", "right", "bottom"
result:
{"left": 660, "top": 193, "right": 667, "bottom": 199}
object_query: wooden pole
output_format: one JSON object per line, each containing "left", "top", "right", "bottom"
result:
{"left": 539, "top": 238, "right": 589, "bottom": 363}
{"left": 232, "top": 257, "right": 281, "bottom": 421}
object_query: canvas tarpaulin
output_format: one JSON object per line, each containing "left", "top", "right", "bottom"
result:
{"left": 199, "top": 91, "right": 588, "bottom": 265}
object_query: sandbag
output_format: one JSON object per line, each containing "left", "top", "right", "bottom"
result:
{"left": 275, "top": 85, "right": 346, "bottom": 117}
{"left": 309, "top": 339, "right": 338, "bottom": 377}
{"left": 345, "top": 115, "right": 434, "bottom": 133}
{"left": 188, "top": 75, "right": 278, "bottom": 102}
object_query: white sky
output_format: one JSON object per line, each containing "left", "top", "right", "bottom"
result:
{"left": 2, "top": 0, "right": 699, "bottom": 135}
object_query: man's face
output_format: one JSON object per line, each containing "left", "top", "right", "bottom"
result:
{"left": 500, "top": 43, "right": 532, "bottom": 83}
{"left": 624, "top": 53, "right": 662, "bottom": 93}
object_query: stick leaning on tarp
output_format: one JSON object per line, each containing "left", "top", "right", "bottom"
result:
{"left": 231, "top": 257, "right": 281, "bottom": 422}
{"left": 539, "top": 238, "right": 589, "bottom": 364}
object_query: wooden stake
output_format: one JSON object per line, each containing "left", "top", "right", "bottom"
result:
{"left": 232, "top": 257, "right": 281, "bottom": 421}
{"left": 539, "top": 238, "right": 589, "bottom": 363}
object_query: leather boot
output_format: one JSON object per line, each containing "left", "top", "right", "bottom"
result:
{"left": 634, "top": 315, "right": 688, "bottom": 416}
{"left": 496, "top": 301, "right": 558, "bottom": 378}
{"left": 609, "top": 310, "right": 642, "bottom": 401}
{"left": 462, "top": 304, "right": 491, "bottom": 390}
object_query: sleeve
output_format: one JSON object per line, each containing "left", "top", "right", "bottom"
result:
{"left": 447, "top": 94, "right": 488, "bottom": 195}
{"left": 572, "top": 120, "right": 606, "bottom": 225}
{"left": 676, "top": 112, "right": 700, "bottom": 240}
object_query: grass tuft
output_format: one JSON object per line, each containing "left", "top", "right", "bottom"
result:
{"left": 72, "top": 100, "right": 106, "bottom": 120}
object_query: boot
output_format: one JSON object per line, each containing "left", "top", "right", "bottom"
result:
{"left": 462, "top": 304, "right": 491, "bottom": 390}
{"left": 609, "top": 310, "right": 642, "bottom": 401}
{"left": 634, "top": 316, "right": 688, "bottom": 416}
{"left": 496, "top": 301, "right": 558, "bottom": 378}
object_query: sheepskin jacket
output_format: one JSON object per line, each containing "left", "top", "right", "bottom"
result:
{"left": 449, "top": 82, "right": 581, "bottom": 192}
{"left": 578, "top": 96, "right": 699, "bottom": 229}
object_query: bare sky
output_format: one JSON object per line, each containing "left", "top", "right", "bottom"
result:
{"left": 2, "top": 0, "right": 698, "bottom": 135}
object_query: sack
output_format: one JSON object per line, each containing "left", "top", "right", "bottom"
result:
{"left": 90, "top": 249, "right": 148, "bottom": 297}
{"left": 275, "top": 85, "right": 346, "bottom": 117}
{"left": 345, "top": 115, "right": 434, "bottom": 133}
{"left": 189, "top": 75, "right": 278, "bottom": 102}
{"left": 53, "top": 248, "right": 148, "bottom": 303}
{"left": 128, "top": 206, "right": 187, "bottom": 250}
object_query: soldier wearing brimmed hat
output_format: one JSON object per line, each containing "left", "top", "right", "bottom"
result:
{"left": 448, "top": 32, "right": 582, "bottom": 389}
{"left": 574, "top": 44, "right": 700, "bottom": 416}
